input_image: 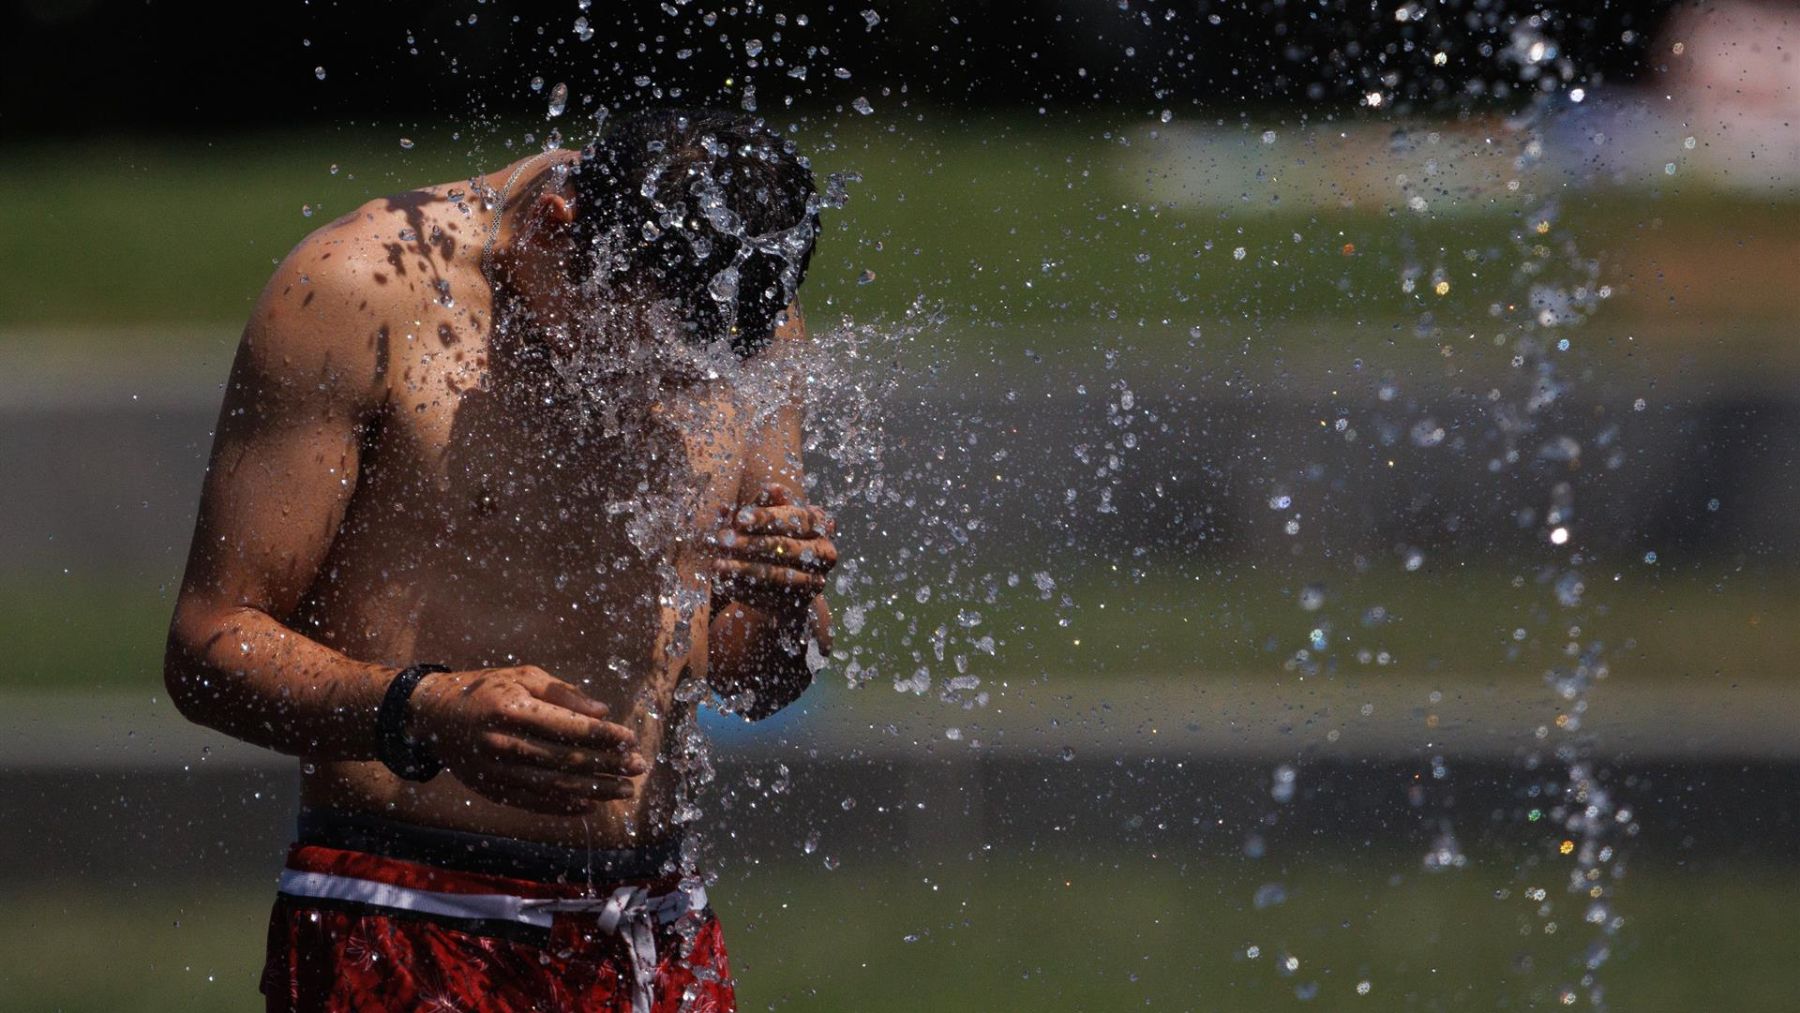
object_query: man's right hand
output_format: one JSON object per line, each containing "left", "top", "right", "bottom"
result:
{"left": 408, "top": 666, "right": 647, "bottom": 815}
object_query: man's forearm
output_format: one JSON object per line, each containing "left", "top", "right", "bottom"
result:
{"left": 165, "top": 601, "right": 398, "bottom": 759}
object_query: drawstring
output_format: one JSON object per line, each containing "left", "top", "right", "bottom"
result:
{"left": 523, "top": 883, "right": 708, "bottom": 1013}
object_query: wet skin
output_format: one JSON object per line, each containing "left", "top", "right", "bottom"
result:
{"left": 165, "top": 152, "right": 835, "bottom": 848}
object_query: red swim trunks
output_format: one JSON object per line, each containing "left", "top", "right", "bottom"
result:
{"left": 260, "top": 810, "right": 736, "bottom": 1013}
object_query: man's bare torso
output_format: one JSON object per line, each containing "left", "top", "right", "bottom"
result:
{"left": 274, "top": 153, "right": 760, "bottom": 847}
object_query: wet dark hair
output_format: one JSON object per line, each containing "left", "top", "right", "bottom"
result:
{"left": 568, "top": 108, "right": 819, "bottom": 357}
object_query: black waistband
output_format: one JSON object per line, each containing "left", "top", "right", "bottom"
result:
{"left": 297, "top": 808, "right": 684, "bottom": 884}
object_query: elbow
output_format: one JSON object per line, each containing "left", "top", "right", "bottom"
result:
{"left": 733, "top": 638, "right": 820, "bottom": 721}
{"left": 734, "top": 667, "right": 814, "bottom": 722}
{"left": 162, "top": 601, "right": 228, "bottom": 726}
{"left": 705, "top": 597, "right": 826, "bottom": 721}
{"left": 163, "top": 628, "right": 208, "bottom": 726}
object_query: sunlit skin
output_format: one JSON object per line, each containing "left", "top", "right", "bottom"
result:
{"left": 165, "top": 150, "right": 835, "bottom": 848}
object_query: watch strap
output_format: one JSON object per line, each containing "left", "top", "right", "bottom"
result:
{"left": 376, "top": 663, "right": 451, "bottom": 782}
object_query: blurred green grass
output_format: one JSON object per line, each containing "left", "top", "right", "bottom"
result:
{"left": 1, "top": 854, "right": 1789, "bottom": 1012}
{"left": 5, "top": 563, "right": 1788, "bottom": 693}
{"left": 3, "top": 121, "right": 1794, "bottom": 378}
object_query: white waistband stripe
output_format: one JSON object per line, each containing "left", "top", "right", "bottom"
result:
{"left": 277, "top": 869, "right": 549, "bottom": 927}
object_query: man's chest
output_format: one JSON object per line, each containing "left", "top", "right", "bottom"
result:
{"left": 372, "top": 347, "right": 752, "bottom": 578}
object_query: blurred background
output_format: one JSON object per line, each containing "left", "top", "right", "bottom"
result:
{"left": 2, "top": 0, "right": 1797, "bottom": 1010}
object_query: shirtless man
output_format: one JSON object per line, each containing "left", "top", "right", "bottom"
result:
{"left": 164, "top": 108, "right": 835, "bottom": 1012}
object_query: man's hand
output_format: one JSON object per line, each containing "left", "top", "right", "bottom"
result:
{"left": 709, "top": 484, "right": 838, "bottom": 612}
{"left": 409, "top": 666, "right": 647, "bottom": 816}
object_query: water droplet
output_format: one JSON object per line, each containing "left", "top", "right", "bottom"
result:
{"left": 547, "top": 82, "right": 568, "bottom": 118}
{"left": 301, "top": 204, "right": 314, "bottom": 218}
{"left": 861, "top": 9, "right": 881, "bottom": 28}
{"left": 313, "top": 66, "right": 326, "bottom": 81}
{"left": 852, "top": 96, "right": 874, "bottom": 116}
{"left": 1271, "top": 764, "right": 1297, "bottom": 803}
{"left": 707, "top": 266, "right": 739, "bottom": 303}
{"left": 1409, "top": 420, "right": 1446, "bottom": 448}
{"left": 1058, "top": 746, "right": 1075, "bottom": 762}
{"left": 398, "top": 138, "right": 415, "bottom": 150}
{"left": 530, "top": 76, "right": 544, "bottom": 92}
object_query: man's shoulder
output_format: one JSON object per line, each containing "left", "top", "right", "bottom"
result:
{"left": 264, "top": 183, "right": 484, "bottom": 325}
{"left": 235, "top": 203, "right": 409, "bottom": 406}
{"left": 240, "top": 183, "right": 490, "bottom": 409}
{"left": 293, "top": 185, "right": 480, "bottom": 289}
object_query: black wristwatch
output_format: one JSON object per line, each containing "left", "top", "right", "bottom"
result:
{"left": 375, "top": 663, "right": 450, "bottom": 782}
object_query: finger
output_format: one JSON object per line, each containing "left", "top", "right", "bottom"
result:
{"left": 755, "top": 483, "right": 794, "bottom": 507}
{"left": 481, "top": 731, "right": 648, "bottom": 778}
{"left": 717, "top": 535, "right": 837, "bottom": 573}
{"left": 494, "top": 698, "right": 640, "bottom": 753}
{"left": 531, "top": 678, "right": 610, "bottom": 720}
{"left": 811, "top": 595, "right": 834, "bottom": 654}
{"left": 731, "top": 505, "right": 797, "bottom": 535}
{"left": 734, "top": 505, "right": 826, "bottom": 538}
{"left": 714, "top": 557, "right": 828, "bottom": 589}
{"left": 713, "top": 559, "right": 828, "bottom": 601}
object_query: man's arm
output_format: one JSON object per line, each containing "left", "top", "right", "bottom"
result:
{"left": 706, "top": 305, "right": 836, "bottom": 720}
{"left": 165, "top": 239, "right": 644, "bottom": 814}
{"left": 164, "top": 248, "right": 400, "bottom": 756}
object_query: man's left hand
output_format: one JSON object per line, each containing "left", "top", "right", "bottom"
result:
{"left": 709, "top": 484, "right": 837, "bottom": 612}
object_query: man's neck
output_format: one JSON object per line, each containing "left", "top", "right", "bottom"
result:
{"left": 484, "top": 149, "right": 580, "bottom": 276}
